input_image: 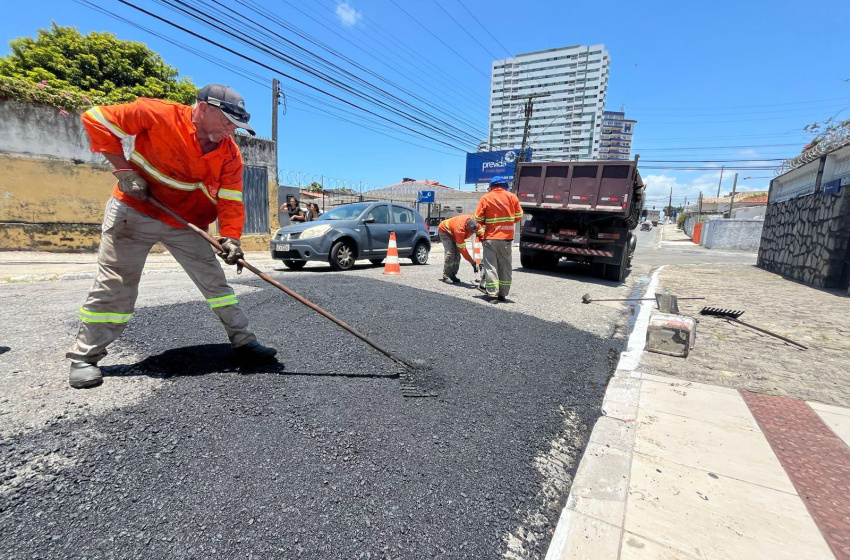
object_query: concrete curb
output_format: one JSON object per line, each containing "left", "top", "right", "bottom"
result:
{"left": 544, "top": 266, "right": 665, "bottom": 559}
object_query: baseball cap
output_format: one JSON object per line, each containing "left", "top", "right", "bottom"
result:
{"left": 196, "top": 84, "right": 255, "bottom": 136}
{"left": 489, "top": 176, "right": 509, "bottom": 187}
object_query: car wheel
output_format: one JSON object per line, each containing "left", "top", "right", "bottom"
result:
{"left": 329, "top": 240, "right": 356, "bottom": 271}
{"left": 369, "top": 258, "right": 384, "bottom": 266}
{"left": 283, "top": 260, "right": 306, "bottom": 270}
{"left": 410, "top": 241, "right": 429, "bottom": 265}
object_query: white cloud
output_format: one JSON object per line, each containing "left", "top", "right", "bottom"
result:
{"left": 642, "top": 170, "right": 769, "bottom": 208}
{"left": 336, "top": 2, "right": 362, "bottom": 26}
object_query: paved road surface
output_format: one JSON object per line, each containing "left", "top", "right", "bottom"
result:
{"left": 0, "top": 247, "right": 639, "bottom": 559}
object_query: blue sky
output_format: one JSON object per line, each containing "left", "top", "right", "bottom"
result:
{"left": 2, "top": 0, "right": 849, "bottom": 207}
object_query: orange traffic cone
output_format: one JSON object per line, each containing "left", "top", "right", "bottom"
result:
{"left": 472, "top": 234, "right": 483, "bottom": 283}
{"left": 383, "top": 231, "right": 402, "bottom": 275}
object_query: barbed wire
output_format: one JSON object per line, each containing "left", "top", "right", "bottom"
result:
{"left": 775, "top": 125, "right": 850, "bottom": 176}
{"left": 278, "top": 170, "right": 386, "bottom": 192}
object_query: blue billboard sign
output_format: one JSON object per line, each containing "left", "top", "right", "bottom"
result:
{"left": 464, "top": 149, "right": 532, "bottom": 184}
{"left": 417, "top": 190, "right": 435, "bottom": 203}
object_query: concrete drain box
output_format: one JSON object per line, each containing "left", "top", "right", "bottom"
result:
{"left": 646, "top": 313, "right": 696, "bottom": 358}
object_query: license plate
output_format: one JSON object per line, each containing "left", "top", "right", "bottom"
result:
{"left": 275, "top": 243, "right": 290, "bottom": 251}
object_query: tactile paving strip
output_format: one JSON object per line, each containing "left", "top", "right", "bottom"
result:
{"left": 741, "top": 390, "right": 850, "bottom": 560}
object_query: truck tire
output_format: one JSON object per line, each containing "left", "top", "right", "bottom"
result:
{"left": 604, "top": 249, "right": 629, "bottom": 283}
{"left": 520, "top": 253, "right": 538, "bottom": 269}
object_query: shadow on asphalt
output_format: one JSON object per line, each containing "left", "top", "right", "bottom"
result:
{"left": 0, "top": 346, "right": 9, "bottom": 356}
{"left": 100, "top": 343, "right": 397, "bottom": 380}
{"left": 519, "top": 261, "right": 632, "bottom": 286}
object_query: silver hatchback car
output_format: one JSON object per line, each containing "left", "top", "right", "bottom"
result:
{"left": 270, "top": 201, "right": 431, "bottom": 271}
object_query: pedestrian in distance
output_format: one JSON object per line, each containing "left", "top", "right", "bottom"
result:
{"left": 282, "top": 196, "right": 305, "bottom": 223}
{"left": 437, "top": 214, "right": 483, "bottom": 284}
{"left": 474, "top": 176, "right": 523, "bottom": 301}
{"left": 304, "top": 202, "right": 322, "bottom": 222}
{"left": 67, "top": 84, "right": 279, "bottom": 389}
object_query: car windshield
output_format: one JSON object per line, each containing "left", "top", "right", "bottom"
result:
{"left": 316, "top": 203, "right": 370, "bottom": 221}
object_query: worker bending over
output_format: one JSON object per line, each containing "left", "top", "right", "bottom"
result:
{"left": 67, "top": 84, "right": 278, "bottom": 389}
{"left": 437, "top": 214, "right": 483, "bottom": 283}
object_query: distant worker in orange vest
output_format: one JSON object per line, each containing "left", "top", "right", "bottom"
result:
{"left": 474, "top": 176, "right": 523, "bottom": 301}
{"left": 66, "top": 84, "right": 278, "bottom": 390}
{"left": 437, "top": 214, "right": 484, "bottom": 284}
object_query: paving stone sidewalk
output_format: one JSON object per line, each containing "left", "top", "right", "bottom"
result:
{"left": 547, "top": 262, "right": 850, "bottom": 560}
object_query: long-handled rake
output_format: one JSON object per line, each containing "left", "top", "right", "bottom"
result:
{"left": 146, "top": 197, "right": 421, "bottom": 371}
{"left": 699, "top": 307, "right": 808, "bottom": 350}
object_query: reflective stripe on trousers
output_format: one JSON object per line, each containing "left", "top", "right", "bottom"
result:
{"left": 478, "top": 239, "right": 513, "bottom": 298}
{"left": 66, "top": 198, "right": 256, "bottom": 364}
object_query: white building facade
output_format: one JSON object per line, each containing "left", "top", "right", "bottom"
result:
{"left": 599, "top": 110, "right": 636, "bottom": 160}
{"left": 487, "top": 44, "right": 610, "bottom": 162}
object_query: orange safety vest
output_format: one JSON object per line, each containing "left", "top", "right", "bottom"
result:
{"left": 82, "top": 98, "right": 246, "bottom": 239}
{"left": 474, "top": 188, "right": 523, "bottom": 240}
{"left": 438, "top": 214, "right": 484, "bottom": 262}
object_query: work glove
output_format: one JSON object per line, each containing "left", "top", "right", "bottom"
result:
{"left": 113, "top": 170, "right": 149, "bottom": 200}
{"left": 217, "top": 237, "right": 244, "bottom": 266}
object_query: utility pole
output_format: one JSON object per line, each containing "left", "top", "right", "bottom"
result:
{"left": 716, "top": 165, "right": 724, "bottom": 197}
{"left": 697, "top": 191, "right": 703, "bottom": 223}
{"left": 727, "top": 173, "right": 738, "bottom": 218}
{"left": 667, "top": 185, "right": 673, "bottom": 218}
{"left": 271, "top": 78, "right": 280, "bottom": 170}
{"left": 510, "top": 93, "right": 549, "bottom": 188}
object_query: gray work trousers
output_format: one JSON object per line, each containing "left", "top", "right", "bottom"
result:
{"left": 66, "top": 198, "right": 256, "bottom": 364}
{"left": 439, "top": 231, "right": 462, "bottom": 279}
{"left": 478, "top": 239, "right": 513, "bottom": 298}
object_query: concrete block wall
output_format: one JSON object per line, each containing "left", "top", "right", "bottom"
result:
{"left": 700, "top": 219, "right": 764, "bottom": 251}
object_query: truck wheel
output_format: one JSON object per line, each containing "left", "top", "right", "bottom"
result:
{"left": 604, "top": 250, "right": 629, "bottom": 282}
{"left": 520, "top": 253, "right": 538, "bottom": 269}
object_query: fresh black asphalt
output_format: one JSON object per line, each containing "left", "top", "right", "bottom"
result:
{"left": 0, "top": 273, "right": 620, "bottom": 559}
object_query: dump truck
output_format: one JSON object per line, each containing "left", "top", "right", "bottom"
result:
{"left": 515, "top": 158, "right": 644, "bottom": 283}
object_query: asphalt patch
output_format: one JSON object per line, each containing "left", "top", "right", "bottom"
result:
{"left": 1, "top": 273, "right": 622, "bottom": 559}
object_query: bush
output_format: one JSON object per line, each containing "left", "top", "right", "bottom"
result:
{"left": 676, "top": 212, "right": 686, "bottom": 229}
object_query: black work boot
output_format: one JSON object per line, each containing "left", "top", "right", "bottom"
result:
{"left": 233, "top": 341, "right": 278, "bottom": 363}
{"left": 69, "top": 362, "right": 103, "bottom": 389}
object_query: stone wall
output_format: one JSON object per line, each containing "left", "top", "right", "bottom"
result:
{"left": 0, "top": 99, "right": 276, "bottom": 251}
{"left": 700, "top": 219, "right": 763, "bottom": 251}
{"left": 758, "top": 189, "right": 850, "bottom": 288}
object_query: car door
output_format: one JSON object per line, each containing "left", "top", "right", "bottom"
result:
{"left": 361, "top": 204, "right": 393, "bottom": 255}
{"left": 391, "top": 205, "right": 418, "bottom": 255}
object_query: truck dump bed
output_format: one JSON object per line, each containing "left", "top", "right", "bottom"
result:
{"left": 515, "top": 160, "right": 643, "bottom": 214}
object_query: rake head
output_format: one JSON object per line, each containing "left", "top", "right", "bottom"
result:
{"left": 700, "top": 307, "right": 745, "bottom": 319}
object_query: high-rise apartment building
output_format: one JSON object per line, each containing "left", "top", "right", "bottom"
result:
{"left": 599, "top": 110, "right": 636, "bottom": 160}
{"left": 487, "top": 44, "right": 610, "bottom": 161}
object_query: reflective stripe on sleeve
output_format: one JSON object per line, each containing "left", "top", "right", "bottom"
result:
{"left": 86, "top": 107, "right": 129, "bottom": 138}
{"left": 207, "top": 294, "right": 238, "bottom": 308}
{"left": 129, "top": 151, "right": 216, "bottom": 204}
{"left": 484, "top": 216, "right": 517, "bottom": 224}
{"left": 218, "top": 188, "right": 243, "bottom": 202}
{"left": 79, "top": 307, "right": 133, "bottom": 324}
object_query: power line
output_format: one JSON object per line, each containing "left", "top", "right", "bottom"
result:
{"left": 430, "top": 0, "right": 502, "bottom": 61}
{"left": 628, "top": 97, "right": 850, "bottom": 111}
{"left": 387, "top": 0, "right": 490, "bottom": 80}
{"left": 454, "top": 0, "right": 515, "bottom": 59}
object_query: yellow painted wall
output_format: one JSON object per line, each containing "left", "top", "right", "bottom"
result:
{"left": 1, "top": 155, "right": 273, "bottom": 252}
{"left": 0, "top": 157, "right": 113, "bottom": 224}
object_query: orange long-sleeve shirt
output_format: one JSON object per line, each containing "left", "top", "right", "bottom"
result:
{"left": 81, "top": 98, "right": 246, "bottom": 239}
{"left": 473, "top": 188, "right": 523, "bottom": 240}
{"left": 438, "top": 214, "right": 484, "bottom": 263}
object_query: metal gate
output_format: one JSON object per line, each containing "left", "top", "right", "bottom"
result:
{"left": 242, "top": 165, "right": 270, "bottom": 234}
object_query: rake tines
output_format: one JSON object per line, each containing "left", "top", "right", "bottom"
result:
{"left": 700, "top": 307, "right": 745, "bottom": 319}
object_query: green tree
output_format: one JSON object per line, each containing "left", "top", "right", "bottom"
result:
{"left": 0, "top": 23, "right": 196, "bottom": 110}
{"left": 307, "top": 181, "right": 324, "bottom": 193}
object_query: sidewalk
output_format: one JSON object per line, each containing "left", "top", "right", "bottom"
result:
{"left": 548, "top": 263, "right": 850, "bottom": 560}
{"left": 659, "top": 224, "right": 758, "bottom": 257}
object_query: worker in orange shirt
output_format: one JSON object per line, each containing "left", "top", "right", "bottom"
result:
{"left": 474, "top": 176, "right": 523, "bottom": 301}
{"left": 437, "top": 214, "right": 484, "bottom": 284}
{"left": 66, "top": 84, "right": 278, "bottom": 389}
